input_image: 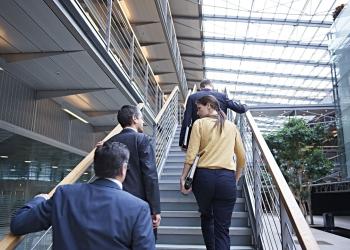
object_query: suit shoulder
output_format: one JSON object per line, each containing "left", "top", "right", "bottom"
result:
{"left": 119, "top": 190, "right": 149, "bottom": 208}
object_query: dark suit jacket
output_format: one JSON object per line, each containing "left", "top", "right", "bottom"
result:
{"left": 179, "top": 88, "right": 248, "bottom": 146}
{"left": 107, "top": 128, "right": 161, "bottom": 214}
{"left": 10, "top": 179, "right": 155, "bottom": 250}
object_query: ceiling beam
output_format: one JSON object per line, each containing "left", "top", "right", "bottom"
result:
{"left": 0, "top": 50, "right": 83, "bottom": 63}
{"left": 83, "top": 111, "right": 118, "bottom": 117}
{"left": 35, "top": 88, "right": 114, "bottom": 99}
{"left": 139, "top": 41, "right": 165, "bottom": 47}
{"left": 230, "top": 91, "right": 321, "bottom": 101}
{"left": 153, "top": 71, "right": 174, "bottom": 75}
{"left": 199, "top": 15, "right": 332, "bottom": 28}
{"left": 248, "top": 104, "right": 335, "bottom": 112}
{"left": 184, "top": 53, "right": 329, "bottom": 67}
{"left": 148, "top": 58, "right": 171, "bottom": 63}
{"left": 178, "top": 36, "right": 327, "bottom": 50}
{"left": 213, "top": 80, "right": 331, "bottom": 92}
{"left": 204, "top": 67, "right": 331, "bottom": 81}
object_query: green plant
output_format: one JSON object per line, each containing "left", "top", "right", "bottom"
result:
{"left": 265, "top": 118, "right": 333, "bottom": 217}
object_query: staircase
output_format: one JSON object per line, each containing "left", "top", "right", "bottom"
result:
{"left": 157, "top": 127, "right": 254, "bottom": 250}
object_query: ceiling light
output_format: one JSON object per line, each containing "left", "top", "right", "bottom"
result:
{"left": 63, "top": 109, "right": 89, "bottom": 124}
{"left": 0, "top": 67, "right": 3, "bottom": 71}
{"left": 51, "top": 166, "right": 58, "bottom": 169}
{"left": 10, "top": 169, "right": 16, "bottom": 172}
{"left": 83, "top": 172, "right": 89, "bottom": 175}
{"left": 24, "top": 160, "right": 32, "bottom": 163}
{"left": 0, "top": 155, "right": 8, "bottom": 159}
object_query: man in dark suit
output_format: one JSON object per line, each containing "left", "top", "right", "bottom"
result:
{"left": 179, "top": 79, "right": 248, "bottom": 148}
{"left": 10, "top": 142, "right": 155, "bottom": 250}
{"left": 107, "top": 105, "right": 161, "bottom": 234}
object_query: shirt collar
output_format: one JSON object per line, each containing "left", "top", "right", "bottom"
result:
{"left": 105, "top": 178, "right": 123, "bottom": 189}
{"left": 124, "top": 126, "right": 138, "bottom": 133}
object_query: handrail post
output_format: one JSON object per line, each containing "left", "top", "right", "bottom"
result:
{"left": 144, "top": 65, "right": 149, "bottom": 106}
{"left": 129, "top": 35, "right": 134, "bottom": 81}
{"left": 253, "top": 138, "right": 262, "bottom": 249}
{"left": 105, "top": 0, "right": 112, "bottom": 50}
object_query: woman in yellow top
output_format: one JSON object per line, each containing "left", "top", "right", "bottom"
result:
{"left": 180, "top": 95, "right": 246, "bottom": 250}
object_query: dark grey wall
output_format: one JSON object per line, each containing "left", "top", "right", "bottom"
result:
{"left": 0, "top": 70, "right": 95, "bottom": 152}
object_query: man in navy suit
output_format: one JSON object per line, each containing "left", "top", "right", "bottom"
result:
{"left": 107, "top": 105, "right": 161, "bottom": 235}
{"left": 10, "top": 142, "right": 155, "bottom": 250}
{"left": 179, "top": 79, "right": 248, "bottom": 148}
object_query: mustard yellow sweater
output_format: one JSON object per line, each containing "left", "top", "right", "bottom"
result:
{"left": 185, "top": 117, "right": 246, "bottom": 172}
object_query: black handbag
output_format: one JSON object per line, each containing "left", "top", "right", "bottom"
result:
{"left": 184, "top": 155, "right": 200, "bottom": 190}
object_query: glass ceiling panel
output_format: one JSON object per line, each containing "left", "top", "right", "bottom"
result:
{"left": 201, "top": 0, "right": 342, "bottom": 132}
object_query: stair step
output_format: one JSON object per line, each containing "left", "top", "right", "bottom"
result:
{"left": 156, "top": 244, "right": 254, "bottom": 250}
{"left": 160, "top": 188, "right": 243, "bottom": 199}
{"left": 157, "top": 226, "right": 252, "bottom": 245}
{"left": 160, "top": 211, "right": 249, "bottom": 227}
{"left": 160, "top": 183, "right": 242, "bottom": 191}
{"left": 161, "top": 197, "right": 246, "bottom": 212}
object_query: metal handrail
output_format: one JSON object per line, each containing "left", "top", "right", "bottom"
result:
{"left": 74, "top": 0, "right": 163, "bottom": 115}
{"left": 154, "top": 87, "right": 179, "bottom": 174}
{"left": 0, "top": 104, "right": 144, "bottom": 250}
{"left": 154, "top": 0, "right": 188, "bottom": 99}
{"left": 0, "top": 87, "right": 181, "bottom": 249}
{"left": 234, "top": 112, "right": 319, "bottom": 250}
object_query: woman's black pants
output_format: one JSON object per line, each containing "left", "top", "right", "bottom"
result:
{"left": 192, "top": 168, "right": 237, "bottom": 250}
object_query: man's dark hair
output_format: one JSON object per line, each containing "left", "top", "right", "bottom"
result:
{"left": 117, "top": 105, "right": 142, "bottom": 128}
{"left": 94, "top": 142, "right": 130, "bottom": 178}
{"left": 200, "top": 79, "right": 213, "bottom": 89}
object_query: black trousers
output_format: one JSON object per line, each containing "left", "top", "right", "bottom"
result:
{"left": 192, "top": 168, "right": 237, "bottom": 250}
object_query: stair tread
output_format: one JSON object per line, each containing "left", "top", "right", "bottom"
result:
{"left": 161, "top": 211, "right": 248, "bottom": 217}
{"left": 161, "top": 197, "right": 245, "bottom": 203}
{"left": 158, "top": 226, "right": 251, "bottom": 234}
{"left": 156, "top": 244, "right": 254, "bottom": 250}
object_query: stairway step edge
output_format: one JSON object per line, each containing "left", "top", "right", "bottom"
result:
{"left": 161, "top": 211, "right": 248, "bottom": 218}
{"left": 161, "top": 197, "right": 245, "bottom": 203}
{"left": 158, "top": 226, "right": 252, "bottom": 235}
{"left": 156, "top": 244, "right": 254, "bottom": 250}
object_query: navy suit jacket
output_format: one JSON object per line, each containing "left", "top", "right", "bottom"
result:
{"left": 107, "top": 128, "right": 161, "bottom": 214}
{"left": 10, "top": 179, "right": 155, "bottom": 250}
{"left": 179, "top": 89, "right": 248, "bottom": 146}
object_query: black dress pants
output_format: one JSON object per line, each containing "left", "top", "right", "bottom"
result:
{"left": 192, "top": 168, "right": 237, "bottom": 250}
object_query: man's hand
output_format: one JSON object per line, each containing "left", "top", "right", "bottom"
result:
{"left": 152, "top": 214, "right": 161, "bottom": 229}
{"left": 180, "top": 177, "right": 192, "bottom": 195}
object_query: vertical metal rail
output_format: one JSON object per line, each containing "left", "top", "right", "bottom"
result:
{"left": 228, "top": 112, "right": 320, "bottom": 250}
{"left": 73, "top": 0, "right": 163, "bottom": 114}
{"left": 154, "top": 0, "right": 188, "bottom": 99}
{"left": 0, "top": 86, "right": 181, "bottom": 249}
{"left": 154, "top": 87, "right": 179, "bottom": 174}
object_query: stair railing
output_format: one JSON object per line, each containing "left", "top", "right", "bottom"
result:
{"left": 0, "top": 99, "right": 182, "bottom": 250}
{"left": 154, "top": 87, "right": 179, "bottom": 175}
{"left": 230, "top": 111, "right": 319, "bottom": 250}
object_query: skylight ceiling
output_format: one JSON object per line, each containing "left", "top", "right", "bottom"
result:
{"left": 202, "top": 0, "right": 341, "bottom": 107}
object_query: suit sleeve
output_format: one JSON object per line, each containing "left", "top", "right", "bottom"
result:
{"left": 139, "top": 136, "right": 161, "bottom": 214}
{"left": 179, "top": 95, "right": 194, "bottom": 146}
{"left": 132, "top": 203, "right": 155, "bottom": 250}
{"left": 10, "top": 196, "right": 53, "bottom": 235}
{"left": 224, "top": 94, "right": 248, "bottom": 114}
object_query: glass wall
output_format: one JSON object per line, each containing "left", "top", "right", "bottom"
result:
{"left": 329, "top": 3, "right": 350, "bottom": 179}
{"left": 0, "top": 128, "right": 87, "bottom": 239}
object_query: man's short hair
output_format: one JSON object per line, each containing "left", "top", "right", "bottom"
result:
{"left": 117, "top": 105, "right": 142, "bottom": 128}
{"left": 200, "top": 79, "right": 213, "bottom": 89}
{"left": 94, "top": 142, "right": 130, "bottom": 178}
